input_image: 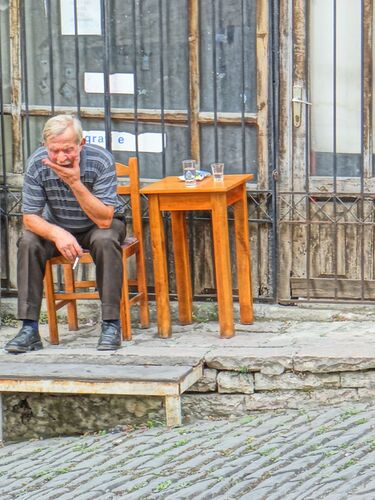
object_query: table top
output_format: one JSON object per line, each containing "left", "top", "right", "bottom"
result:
{"left": 140, "top": 174, "right": 254, "bottom": 195}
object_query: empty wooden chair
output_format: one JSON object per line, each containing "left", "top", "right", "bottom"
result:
{"left": 43, "top": 158, "right": 149, "bottom": 343}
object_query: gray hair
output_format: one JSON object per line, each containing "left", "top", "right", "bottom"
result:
{"left": 42, "top": 114, "right": 83, "bottom": 144}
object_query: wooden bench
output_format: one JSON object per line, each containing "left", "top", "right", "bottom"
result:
{"left": 0, "top": 362, "right": 203, "bottom": 439}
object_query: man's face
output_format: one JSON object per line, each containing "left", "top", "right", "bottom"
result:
{"left": 45, "top": 126, "right": 83, "bottom": 167}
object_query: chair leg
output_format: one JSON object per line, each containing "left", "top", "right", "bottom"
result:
{"left": 121, "top": 254, "right": 132, "bottom": 341}
{"left": 135, "top": 250, "right": 150, "bottom": 328}
{"left": 63, "top": 264, "right": 78, "bottom": 331}
{"left": 44, "top": 261, "right": 59, "bottom": 345}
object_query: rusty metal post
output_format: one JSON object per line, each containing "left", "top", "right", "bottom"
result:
{"left": 9, "top": 0, "right": 23, "bottom": 174}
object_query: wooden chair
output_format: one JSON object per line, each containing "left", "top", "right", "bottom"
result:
{"left": 43, "top": 158, "right": 149, "bottom": 344}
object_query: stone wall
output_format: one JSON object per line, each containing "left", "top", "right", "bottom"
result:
{"left": 4, "top": 365, "right": 375, "bottom": 442}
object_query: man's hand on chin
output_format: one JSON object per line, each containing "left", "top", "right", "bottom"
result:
{"left": 42, "top": 155, "right": 81, "bottom": 187}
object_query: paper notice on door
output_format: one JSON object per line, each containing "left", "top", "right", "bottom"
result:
{"left": 112, "top": 132, "right": 165, "bottom": 153}
{"left": 84, "top": 130, "right": 166, "bottom": 153}
{"left": 84, "top": 73, "right": 134, "bottom": 94}
{"left": 60, "top": 0, "right": 102, "bottom": 36}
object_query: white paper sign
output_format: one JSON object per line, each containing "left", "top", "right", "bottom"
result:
{"left": 60, "top": 0, "right": 101, "bottom": 36}
{"left": 84, "top": 130, "right": 166, "bottom": 153}
{"left": 84, "top": 73, "right": 134, "bottom": 95}
{"left": 83, "top": 130, "right": 107, "bottom": 147}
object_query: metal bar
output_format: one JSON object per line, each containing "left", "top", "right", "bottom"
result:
{"left": 360, "top": 0, "right": 365, "bottom": 300}
{"left": 270, "top": 0, "right": 279, "bottom": 301}
{"left": 158, "top": 0, "right": 166, "bottom": 177}
{"left": 0, "top": 8, "right": 7, "bottom": 181}
{"left": 0, "top": 6, "right": 7, "bottom": 296}
{"left": 131, "top": 0, "right": 139, "bottom": 156}
{"left": 73, "top": 0, "right": 81, "bottom": 118}
{"left": 333, "top": 0, "right": 338, "bottom": 300}
{"left": 240, "top": 0, "right": 246, "bottom": 173}
{"left": 46, "top": 0, "right": 55, "bottom": 113}
{"left": 101, "top": 0, "right": 112, "bottom": 151}
{"left": 187, "top": 0, "right": 199, "bottom": 300}
{"left": 20, "top": 0, "right": 30, "bottom": 156}
{"left": 305, "top": 0, "right": 311, "bottom": 301}
{"left": 10, "top": 0, "right": 22, "bottom": 173}
{"left": 211, "top": 0, "right": 218, "bottom": 161}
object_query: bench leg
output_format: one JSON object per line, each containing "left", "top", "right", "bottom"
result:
{"left": 165, "top": 396, "right": 182, "bottom": 427}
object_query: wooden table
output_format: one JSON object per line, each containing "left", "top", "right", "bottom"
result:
{"left": 141, "top": 174, "right": 254, "bottom": 338}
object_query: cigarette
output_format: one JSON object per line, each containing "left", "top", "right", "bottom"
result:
{"left": 72, "top": 256, "right": 80, "bottom": 270}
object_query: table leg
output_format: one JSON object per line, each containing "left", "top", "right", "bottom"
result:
{"left": 148, "top": 196, "right": 171, "bottom": 337}
{"left": 211, "top": 194, "right": 234, "bottom": 337}
{"left": 171, "top": 212, "right": 193, "bottom": 325}
{"left": 233, "top": 186, "right": 254, "bottom": 324}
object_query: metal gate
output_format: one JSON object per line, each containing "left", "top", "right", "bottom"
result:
{"left": 0, "top": 0, "right": 276, "bottom": 302}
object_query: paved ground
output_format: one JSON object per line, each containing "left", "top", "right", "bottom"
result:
{"left": 0, "top": 403, "right": 375, "bottom": 499}
{"left": 1, "top": 302, "right": 375, "bottom": 498}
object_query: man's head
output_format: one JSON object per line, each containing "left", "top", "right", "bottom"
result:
{"left": 43, "top": 114, "right": 85, "bottom": 167}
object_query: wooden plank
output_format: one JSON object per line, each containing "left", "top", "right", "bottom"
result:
{"left": 0, "top": 379, "right": 180, "bottom": 397}
{"left": 277, "top": 0, "right": 294, "bottom": 300}
{"left": 14, "top": 104, "right": 188, "bottom": 124}
{"left": 2, "top": 105, "right": 257, "bottom": 126}
{"left": 291, "top": 278, "right": 375, "bottom": 300}
{"left": 363, "top": 0, "right": 373, "bottom": 178}
{"left": 290, "top": 0, "right": 309, "bottom": 299}
{"left": 0, "top": 363, "right": 198, "bottom": 384}
{"left": 165, "top": 396, "right": 182, "bottom": 427}
{"left": 198, "top": 111, "right": 257, "bottom": 125}
{"left": 309, "top": 177, "right": 375, "bottom": 193}
{"left": 188, "top": 0, "right": 200, "bottom": 161}
{"left": 179, "top": 364, "right": 203, "bottom": 393}
{"left": 257, "top": 0, "right": 271, "bottom": 300}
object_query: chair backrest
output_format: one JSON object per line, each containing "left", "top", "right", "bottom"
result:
{"left": 115, "top": 158, "right": 143, "bottom": 243}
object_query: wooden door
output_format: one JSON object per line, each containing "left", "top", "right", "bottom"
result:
{"left": 278, "top": 0, "right": 375, "bottom": 302}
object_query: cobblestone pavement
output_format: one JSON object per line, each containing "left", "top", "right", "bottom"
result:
{"left": 1, "top": 403, "right": 375, "bottom": 499}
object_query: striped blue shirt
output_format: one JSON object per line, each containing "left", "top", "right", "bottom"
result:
{"left": 22, "top": 144, "right": 123, "bottom": 233}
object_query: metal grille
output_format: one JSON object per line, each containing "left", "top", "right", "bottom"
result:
{"left": 0, "top": 0, "right": 275, "bottom": 302}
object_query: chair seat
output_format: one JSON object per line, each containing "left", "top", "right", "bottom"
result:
{"left": 48, "top": 236, "right": 140, "bottom": 266}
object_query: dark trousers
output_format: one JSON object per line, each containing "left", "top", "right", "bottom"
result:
{"left": 17, "top": 219, "right": 126, "bottom": 321}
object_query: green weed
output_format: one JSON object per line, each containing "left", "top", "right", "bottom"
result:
{"left": 340, "top": 408, "right": 361, "bottom": 420}
{"left": 153, "top": 480, "right": 172, "bottom": 492}
{"left": 241, "top": 415, "right": 257, "bottom": 424}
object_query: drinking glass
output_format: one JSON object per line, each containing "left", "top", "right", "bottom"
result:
{"left": 182, "top": 159, "right": 197, "bottom": 187}
{"left": 211, "top": 162, "right": 224, "bottom": 182}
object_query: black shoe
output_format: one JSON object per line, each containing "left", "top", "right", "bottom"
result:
{"left": 4, "top": 325, "right": 43, "bottom": 354}
{"left": 97, "top": 322, "right": 121, "bottom": 351}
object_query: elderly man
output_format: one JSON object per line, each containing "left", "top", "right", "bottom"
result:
{"left": 5, "top": 114, "right": 126, "bottom": 353}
